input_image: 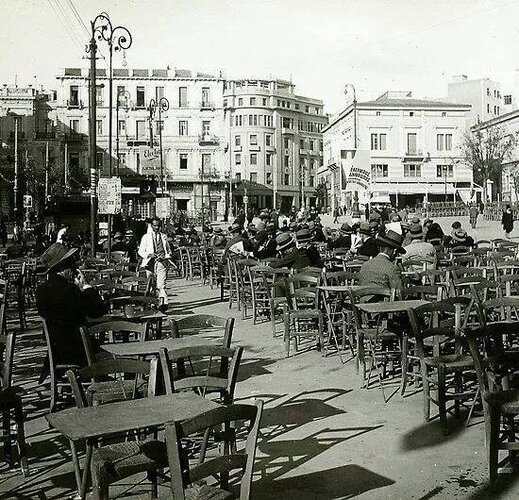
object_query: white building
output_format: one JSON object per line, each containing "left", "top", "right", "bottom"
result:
{"left": 447, "top": 75, "right": 502, "bottom": 125}
{"left": 318, "top": 91, "right": 473, "bottom": 210}
{"left": 55, "top": 67, "right": 228, "bottom": 218}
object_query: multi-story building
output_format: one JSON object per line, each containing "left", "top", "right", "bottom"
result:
{"left": 223, "top": 79, "right": 327, "bottom": 213}
{"left": 319, "top": 91, "right": 473, "bottom": 210}
{"left": 55, "top": 67, "right": 228, "bottom": 218}
{"left": 447, "top": 75, "right": 502, "bottom": 124}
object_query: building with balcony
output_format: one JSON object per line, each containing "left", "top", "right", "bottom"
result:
{"left": 318, "top": 91, "right": 473, "bottom": 210}
{"left": 224, "top": 79, "right": 327, "bottom": 213}
{"left": 55, "top": 67, "right": 227, "bottom": 217}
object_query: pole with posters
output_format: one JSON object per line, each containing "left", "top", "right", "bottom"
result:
{"left": 98, "top": 177, "right": 122, "bottom": 258}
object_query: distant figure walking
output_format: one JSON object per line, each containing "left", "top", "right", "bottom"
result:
{"left": 468, "top": 204, "right": 479, "bottom": 229}
{"left": 502, "top": 205, "right": 514, "bottom": 239}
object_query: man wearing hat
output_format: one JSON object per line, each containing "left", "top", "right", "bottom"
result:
{"left": 359, "top": 230, "right": 405, "bottom": 294}
{"left": 446, "top": 228, "right": 475, "bottom": 249}
{"left": 295, "top": 228, "right": 322, "bottom": 267}
{"left": 402, "top": 224, "right": 436, "bottom": 271}
{"left": 36, "top": 243, "right": 107, "bottom": 369}
{"left": 222, "top": 223, "right": 253, "bottom": 263}
{"left": 355, "top": 222, "right": 379, "bottom": 257}
{"left": 253, "top": 223, "right": 277, "bottom": 259}
{"left": 327, "top": 222, "right": 352, "bottom": 250}
{"left": 210, "top": 226, "right": 227, "bottom": 248}
{"left": 111, "top": 232, "right": 128, "bottom": 252}
{"left": 272, "top": 230, "right": 319, "bottom": 270}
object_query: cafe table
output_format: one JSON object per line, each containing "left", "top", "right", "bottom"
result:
{"left": 46, "top": 393, "right": 220, "bottom": 499}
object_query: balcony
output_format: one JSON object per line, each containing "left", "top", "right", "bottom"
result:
{"left": 234, "top": 145, "right": 242, "bottom": 152}
{"left": 65, "top": 132, "right": 84, "bottom": 143}
{"left": 402, "top": 149, "right": 424, "bottom": 161}
{"left": 200, "top": 101, "right": 214, "bottom": 110}
{"left": 249, "top": 145, "right": 260, "bottom": 152}
{"left": 67, "top": 99, "right": 84, "bottom": 109}
{"left": 198, "top": 134, "right": 219, "bottom": 146}
{"left": 8, "top": 131, "right": 26, "bottom": 141}
{"left": 126, "top": 136, "right": 150, "bottom": 147}
{"left": 282, "top": 127, "right": 294, "bottom": 135}
{"left": 35, "top": 132, "right": 56, "bottom": 140}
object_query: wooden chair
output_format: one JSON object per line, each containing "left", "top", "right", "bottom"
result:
{"left": 170, "top": 315, "right": 235, "bottom": 348}
{"left": 165, "top": 402, "right": 263, "bottom": 500}
{"left": 159, "top": 345, "right": 243, "bottom": 405}
{"left": 0, "top": 330, "right": 28, "bottom": 475}
{"left": 249, "top": 265, "right": 275, "bottom": 325}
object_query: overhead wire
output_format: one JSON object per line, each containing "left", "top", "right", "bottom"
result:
{"left": 46, "top": 0, "right": 85, "bottom": 57}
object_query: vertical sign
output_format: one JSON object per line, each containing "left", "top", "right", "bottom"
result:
{"left": 98, "top": 177, "right": 122, "bottom": 214}
{"left": 156, "top": 197, "right": 171, "bottom": 219}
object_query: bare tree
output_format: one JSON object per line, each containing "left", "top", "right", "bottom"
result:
{"left": 460, "top": 125, "right": 516, "bottom": 201}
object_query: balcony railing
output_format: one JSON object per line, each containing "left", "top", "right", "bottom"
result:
{"left": 65, "top": 132, "right": 84, "bottom": 142}
{"left": 404, "top": 149, "right": 423, "bottom": 157}
{"left": 200, "top": 101, "right": 214, "bottom": 110}
{"left": 35, "top": 132, "right": 56, "bottom": 140}
{"left": 67, "top": 99, "right": 83, "bottom": 109}
{"left": 198, "top": 134, "right": 219, "bottom": 145}
{"left": 8, "top": 131, "right": 26, "bottom": 140}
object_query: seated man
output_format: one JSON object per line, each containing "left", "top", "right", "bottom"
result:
{"left": 359, "top": 230, "right": 405, "bottom": 296}
{"left": 402, "top": 224, "right": 436, "bottom": 271}
{"left": 327, "top": 223, "right": 352, "bottom": 250}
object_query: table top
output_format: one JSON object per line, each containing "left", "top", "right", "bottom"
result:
{"left": 46, "top": 393, "right": 219, "bottom": 442}
{"left": 357, "top": 299, "right": 429, "bottom": 314}
{"left": 103, "top": 336, "right": 217, "bottom": 357}
{"left": 318, "top": 285, "right": 372, "bottom": 293}
{"left": 86, "top": 309, "right": 167, "bottom": 324}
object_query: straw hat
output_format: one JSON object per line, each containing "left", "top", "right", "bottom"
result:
{"left": 41, "top": 243, "right": 78, "bottom": 273}
{"left": 409, "top": 224, "right": 423, "bottom": 239}
{"left": 296, "top": 228, "right": 312, "bottom": 243}
{"left": 276, "top": 233, "right": 294, "bottom": 252}
{"left": 376, "top": 230, "right": 406, "bottom": 254}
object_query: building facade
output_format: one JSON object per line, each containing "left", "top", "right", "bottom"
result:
{"left": 319, "top": 91, "right": 473, "bottom": 210}
{"left": 447, "top": 75, "right": 503, "bottom": 125}
{"left": 55, "top": 67, "right": 228, "bottom": 218}
{"left": 223, "top": 79, "right": 327, "bottom": 213}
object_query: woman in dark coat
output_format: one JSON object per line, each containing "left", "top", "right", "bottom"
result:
{"left": 502, "top": 205, "right": 514, "bottom": 239}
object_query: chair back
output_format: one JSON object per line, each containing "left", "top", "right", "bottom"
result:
{"left": 165, "top": 401, "right": 263, "bottom": 500}
{"left": 171, "top": 315, "right": 235, "bottom": 348}
{"left": 0, "top": 331, "right": 15, "bottom": 389}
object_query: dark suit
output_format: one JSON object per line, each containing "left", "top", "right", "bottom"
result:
{"left": 254, "top": 235, "right": 277, "bottom": 259}
{"left": 359, "top": 253, "right": 402, "bottom": 292}
{"left": 328, "top": 234, "right": 351, "bottom": 250}
{"left": 359, "top": 237, "right": 379, "bottom": 258}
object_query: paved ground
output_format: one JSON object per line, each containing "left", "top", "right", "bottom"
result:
{"left": 1, "top": 217, "right": 519, "bottom": 499}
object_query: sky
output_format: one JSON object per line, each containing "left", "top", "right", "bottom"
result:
{"left": 2, "top": 0, "right": 519, "bottom": 114}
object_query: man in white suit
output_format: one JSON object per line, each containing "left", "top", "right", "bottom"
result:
{"left": 138, "top": 217, "right": 172, "bottom": 309}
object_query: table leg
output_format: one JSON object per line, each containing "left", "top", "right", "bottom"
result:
{"left": 69, "top": 439, "right": 93, "bottom": 500}
{"left": 79, "top": 442, "right": 93, "bottom": 499}
{"left": 69, "top": 440, "right": 82, "bottom": 496}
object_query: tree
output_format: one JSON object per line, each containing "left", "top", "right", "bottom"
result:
{"left": 460, "top": 125, "right": 516, "bottom": 201}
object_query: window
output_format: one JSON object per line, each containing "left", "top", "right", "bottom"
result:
{"left": 201, "top": 87, "right": 210, "bottom": 106}
{"left": 284, "top": 155, "right": 289, "bottom": 167}
{"left": 284, "top": 174, "right": 290, "bottom": 185}
{"left": 235, "top": 153, "right": 241, "bottom": 165}
{"left": 253, "top": 115, "right": 258, "bottom": 126}
{"left": 69, "top": 119, "right": 79, "bottom": 133}
{"left": 300, "top": 139, "right": 305, "bottom": 149}
{"left": 262, "top": 98, "right": 267, "bottom": 106}
{"left": 96, "top": 119, "right": 103, "bottom": 135}
{"left": 69, "top": 85, "right": 79, "bottom": 106}
{"left": 442, "top": 111, "right": 447, "bottom": 117}
{"left": 409, "top": 111, "right": 414, "bottom": 117}
{"left": 487, "top": 88, "right": 491, "bottom": 97}
{"left": 250, "top": 97, "right": 256, "bottom": 105}
{"left": 238, "top": 98, "right": 243, "bottom": 106}
{"left": 309, "top": 176, "right": 314, "bottom": 186}
{"left": 371, "top": 164, "right": 388, "bottom": 178}
{"left": 266, "top": 172, "right": 272, "bottom": 185}
{"left": 371, "top": 133, "right": 387, "bottom": 150}
{"left": 266, "top": 153, "right": 272, "bottom": 166}
{"left": 179, "top": 120, "right": 188, "bottom": 136}
{"left": 235, "top": 173, "right": 241, "bottom": 182}
{"left": 250, "top": 134, "right": 257, "bottom": 145}
{"left": 305, "top": 106, "right": 309, "bottom": 113}
{"left": 202, "top": 121, "right": 210, "bottom": 136}
{"left": 118, "top": 119, "right": 126, "bottom": 135}
{"left": 94, "top": 85, "right": 103, "bottom": 106}
{"left": 250, "top": 172, "right": 257, "bottom": 183}
{"left": 179, "top": 87, "right": 187, "bottom": 107}
{"left": 505, "top": 95, "right": 512, "bottom": 105}
{"left": 202, "top": 153, "right": 211, "bottom": 172}
{"left": 116, "top": 85, "right": 126, "bottom": 104}
{"left": 223, "top": 99, "right": 227, "bottom": 108}
{"left": 445, "top": 134, "right": 452, "bottom": 150}
{"left": 235, "top": 135, "right": 241, "bottom": 146}
{"left": 136, "top": 120, "right": 146, "bottom": 138}
{"left": 487, "top": 103, "right": 490, "bottom": 113}
{"left": 250, "top": 153, "right": 257, "bottom": 165}
{"left": 404, "top": 164, "right": 421, "bottom": 177}
{"left": 407, "top": 133, "right": 417, "bottom": 154}
{"left": 118, "top": 152, "right": 126, "bottom": 165}
{"left": 437, "top": 164, "right": 454, "bottom": 178}
{"left": 96, "top": 152, "right": 103, "bottom": 169}
{"left": 283, "top": 137, "right": 290, "bottom": 149}
{"left": 136, "top": 151, "right": 141, "bottom": 172}
{"left": 437, "top": 133, "right": 453, "bottom": 151}
{"left": 155, "top": 86, "right": 164, "bottom": 101}
{"left": 136, "top": 86, "right": 145, "bottom": 107}
{"left": 309, "top": 140, "right": 315, "bottom": 151}
{"left": 376, "top": 111, "right": 381, "bottom": 116}
{"left": 265, "top": 134, "right": 272, "bottom": 146}
{"left": 179, "top": 153, "right": 188, "bottom": 170}
{"left": 282, "top": 117, "right": 292, "bottom": 128}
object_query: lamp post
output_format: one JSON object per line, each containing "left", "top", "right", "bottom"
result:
{"left": 88, "top": 12, "right": 132, "bottom": 256}
{"left": 148, "top": 97, "right": 170, "bottom": 195}
{"left": 116, "top": 90, "right": 130, "bottom": 176}
{"left": 344, "top": 83, "right": 358, "bottom": 213}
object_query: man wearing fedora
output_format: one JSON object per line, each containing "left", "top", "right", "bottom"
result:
{"left": 327, "top": 222, "right": 352, "bottom": 250}
{"left": 355, "top": 221, "right": 379, "bottom": 258}
{"left": 253, "top": 223, "right": 277, "bottom": 259}
{"left": 402, "top": 223, "right": 436, "bottom": 271}
{"left": 138, "top": 217, "right": 173, "bottom": 309}
{"left": 222, "top": 223, "right": 253, "bottom": 264}
{"left": 359, "top": 230, "right": 405, "bottom": 295}
{"left": 36, "top": 243, "right": 107, "bottom": 369}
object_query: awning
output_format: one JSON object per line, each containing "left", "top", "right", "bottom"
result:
{"left": 370, "top": 193, "right": 391, "bottom": 204}
{"left": 372, "top": 182, "right": 456, "bottom": 195}
{"left": 233, "top": 180, "right": 273, "bottom": 196}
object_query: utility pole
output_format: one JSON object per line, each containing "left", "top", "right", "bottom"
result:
{"left": 13, "top": 116, "right": 19, "bottom": 219}
{"left": 64, "top": 142, "right": 69, "bottom": 192}
{"left": 88, "top": 24, "right": 98, "bottom": 257}
{"left": 44, "top": 141, "right": 49, "bottom": 206}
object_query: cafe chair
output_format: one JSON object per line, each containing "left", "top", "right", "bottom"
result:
{"left": 170, "top": 315, "right": 235, "bottom": 348}
{"left": 164, "top": 401, "right": 263, "bottom": 500}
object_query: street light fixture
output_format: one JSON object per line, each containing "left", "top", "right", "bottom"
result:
{"left": 148, "top": 97, "right": 170, "bottom": 195}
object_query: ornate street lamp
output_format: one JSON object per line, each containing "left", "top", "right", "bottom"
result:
{"left": 148, "top": 97, "right": 170, "bottom": 195}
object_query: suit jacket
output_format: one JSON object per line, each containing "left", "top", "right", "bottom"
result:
{"left": 359, "top": 253, "right": 402, "bottom": 292}
{"left": 359, "top": 237, "right": 379, "bottom": 258}
{"left": 138, "top": 231, "right": 172, "bottom": 269}
{"left": 272, "top": 248, "right": 312, "bottom": 270}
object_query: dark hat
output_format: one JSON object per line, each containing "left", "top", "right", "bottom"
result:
{"left": 390, "top": 213, "right": 402, "bottom": 222}
{"left": 41, "top": 243, "right": 78, "bottom": 272}
{"left": 213, "top": 227, "right": 223, "bottom": 234}
{"left": 451, "top": 221, "right": 462, "bottom": 230}
{"left": 424, "top": 218, "right": 433, "bottom": 227}
{"left": 340, "top": 222, "right": 352, "bottom": 233}
{"left": 266, "top": 222, "right": 276, "bottom": 234}
{"left": 369, "top": 221, "right": 380, "bottom": 231}
{"left": 359, "top": 222, "right": 371, "bottom": 235}
{"left": 369, "top": 211, "right": 381, "bottom": 222}
{"left": 276, "top": 233, "right": 294, "bottom": 252}
{"left": 296, "top": 228, "right": 312, "bottom": 243}
{"left": 124, "top": 229, "right": 134, "bottom": 237}
{"left": 308, "top": 221, "right": 316, "bottom": 230}
{"left": 113, "top": 231, "right": 123, "bottom": 240}
{"left": 452, "top": 229, "right": 468, "bottom": 242}
{"left": 376, "top": 230, "right": 406, "bottom": 254}
{"left": 229, "top": 223, "right": 242, "bottom": 234}
{"left": 259, "top": 210, "right": 270, "bottom": 219}
{"left": 410, "top": 216, "right": 421, "bottom": 224}
{"left": 248, "top": 224, "right": 257, "bottom": 235}
{"left": 410, "top": 224, "right": 423, "bottom": 239}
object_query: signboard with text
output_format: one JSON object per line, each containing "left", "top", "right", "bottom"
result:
{"left": 140, "top": 147, "right": 161, "bottom": 175}
{"left": 156, "top": 197, "right": 171, "bottom": 219}
{"left": 98, "top": 177, "right": 122, "bottom": 214}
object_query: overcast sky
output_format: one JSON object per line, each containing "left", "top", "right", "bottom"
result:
{"left": 2, "top": 0, "right": 519, "bottom": 113}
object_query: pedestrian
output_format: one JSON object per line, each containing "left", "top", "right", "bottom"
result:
{"left": 468, "top": 204, "right": 479, "bottom": 229}
{"left": 138, "top": 217, "right": 173, "bottom": 311}
{"left": 502, "top": 205, "right": 514, "bottom": 239}
{"left": 333, "top": 207, "right": 339, "bottom": 224}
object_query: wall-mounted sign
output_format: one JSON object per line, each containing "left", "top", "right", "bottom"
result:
{"left": 98, "top": 177, "right": 122, "bottom": 214}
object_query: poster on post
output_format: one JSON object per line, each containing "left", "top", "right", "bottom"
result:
{"left": 156, "top": 197, "right": 171, "bottom": 219}
{"left": 98, "top": 177, "right": 122, "bottom": 214}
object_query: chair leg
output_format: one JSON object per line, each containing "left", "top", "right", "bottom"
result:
{"left": 284, "top": 313, "right": 291, "bottom": 358}
{"left": 400, "top": 335, "right": 409, "bottom": 396}
{"left": 91, "top": 463, "right": 110, "bottom": 500}
{"left": 488, "top": 404, "right": 501, "bottom": 484}
{"left": 437, "top": 365, "right": 448, "bottom": 434}
{"left": 14, "top": 401, "right": 28, "bottom": 476}
{"left": 49, "top": 369, "right": 58, "bottom": 413}
{"left": 148, "top": 469, "right": 158, "bottom": 498}
{"left": 421, "top": 365, "right": 431, "bottom": 421}
{"left": 3, "top": 409, "right": 12, "bottom": 467}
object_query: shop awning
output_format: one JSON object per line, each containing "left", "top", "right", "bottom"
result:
{"left": 233, "top": 180, "right": 273, "bottom": 196}
{"left": 370, "top": 192, "right": 391, "bottom": 204}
